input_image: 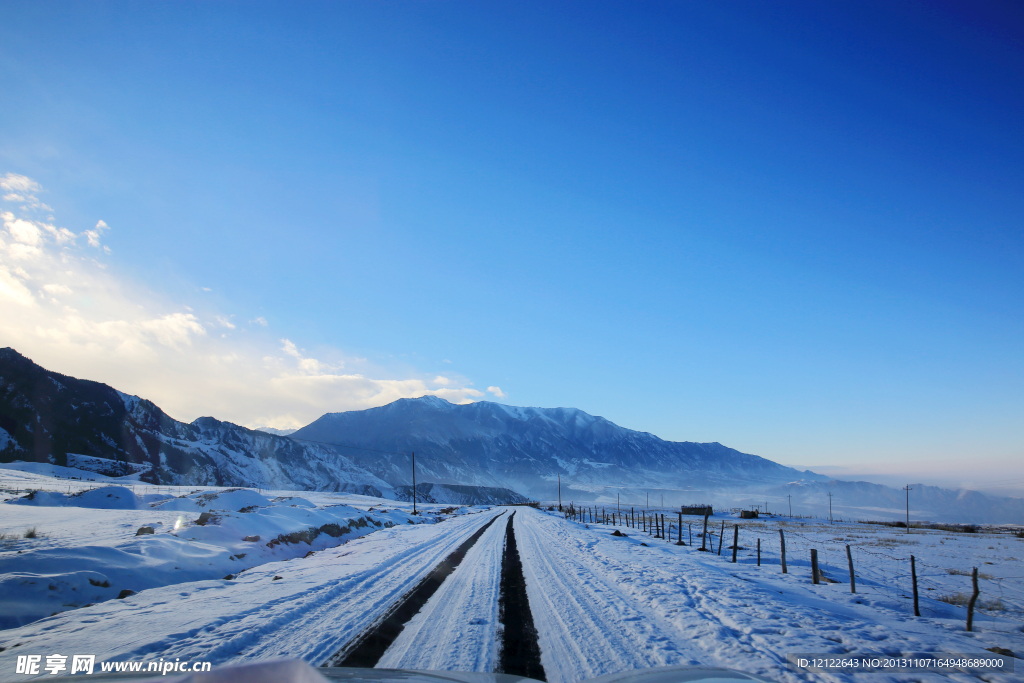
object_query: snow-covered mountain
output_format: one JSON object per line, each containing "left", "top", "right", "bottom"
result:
{"left": 290, "top": 398, "right": 1024, "bottom": 523}
{"left": 290, "top": 395, "right": 826, "bottom": 500}
{"left": 0, "top": 348, "right": 392, "bottom": 494}
{"left": 6, "top": 348, "right": 1020, "bottom": 521}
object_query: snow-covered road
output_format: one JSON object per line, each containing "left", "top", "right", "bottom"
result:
{"left": 376, "top": 506, "right": 508, "bottom": 671}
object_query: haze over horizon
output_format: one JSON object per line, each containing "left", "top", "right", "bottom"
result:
{"left": 1, "top": 2, "right": 1021, "bottom": 492}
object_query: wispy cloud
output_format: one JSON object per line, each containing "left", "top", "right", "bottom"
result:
{"left": 83, "top": 219, "right": 108, "bottom": 249}
{"left": 0, "top": 173, "right": 498, "bottom": 430}
{"left": 487, "top": 386, "right": 507, "bottom": 398}
{"left": 0, "top": 173, "right": 52, "bottom": 211}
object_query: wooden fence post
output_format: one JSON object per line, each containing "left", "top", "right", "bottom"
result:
{"left": 700, "top": 512, "right": 709, "bottom": 551}
{"left": 677, "top": 512, "right": 685, "bottom": 545}
{"left": 811, "top": 549, "right": 819, "bottom": 584}
{"left": 846, "top": 545, "right": 855, "bottom": 594}
{"left": 661, "top": 514, "right": 666, "bottom": 540}
{"left": 911, "top": 555, "right": 920, "bottom": 616}
{"left": 718, "top": 521, "right": 724, "bottom": 555}
{"left": 757, "top": 537, "right": 761, "bottom": 566}
{"left": 688, "top": 523, "right": 692, "bottom": 547}
{"left": 732, "top": 525, "right": 739, "bottom": 563}
{"left": 966, "top": 567, "right": 979, "bottom": 631}
{"left": 780, "top": 529, "right": 787, "bottom": 573}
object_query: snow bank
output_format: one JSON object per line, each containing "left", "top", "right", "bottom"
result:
{"left": 0, "top": 482, "right": 465, "bottom": 630}
{"left": 7, "top": 486, "right": 173, "bottom": 509}
{"left": 150, "top": 488, "right": 271, "bottom": 512}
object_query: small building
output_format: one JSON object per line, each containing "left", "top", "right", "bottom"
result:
{"left": 681, "top": 505, "right": 713, "bottom": 516}
{"left": 739, "top": 510, "right": 759, "bottom": 519}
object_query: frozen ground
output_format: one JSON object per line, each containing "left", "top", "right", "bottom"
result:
{"left": 0, "top": 470, "right": 461, "bottom": 630}
{"left": 519, "top": 507, "right": 1023, "bottom": 683}
{"left": 1, "top": 472, "right": 1022, "bottom": 682}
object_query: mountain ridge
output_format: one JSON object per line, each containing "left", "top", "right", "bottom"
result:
{"left": 4, "top": 347, "right": 1022, "bottom": 522}
{"left": 291, "top": 395, "right": 826, "bottom": 498}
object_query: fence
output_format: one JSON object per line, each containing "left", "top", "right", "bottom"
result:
{"left": 562, "top": 503, "right": 1024, "bottom": 636}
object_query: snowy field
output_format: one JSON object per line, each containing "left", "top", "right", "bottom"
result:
{"left": 1, "top": 470, "right": 1022, "bottom": 682}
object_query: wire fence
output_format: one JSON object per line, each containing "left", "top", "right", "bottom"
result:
{"left": 562, "top": 503, "right": 1024, "bottom": 636}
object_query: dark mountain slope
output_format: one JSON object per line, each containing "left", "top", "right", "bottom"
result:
{"left": 0, "top": 348, "right": 390, "bottom": 492}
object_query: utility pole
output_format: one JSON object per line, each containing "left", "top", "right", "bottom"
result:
{"left": 661, "top": 494, "right": 664, "bottom": 508}
{"left": 558, "top": 474, "right": 561, "bottom": 511}
{"left": 647, "top": 491, "right": 649, "bottom": 509}
{"left": 617, "top": 492, "right": 619, "bottom": 512}
{"left": 788, "top": 494, "right": 792, "bottom": 517}
{"left": 828, "top": 492, "right": 833, "bottom": 524}
{"left": 412, "top": 452, "right": 417, "bottom": 516}
{"left": 903, "top": 485, "right": 912, "bottom": 534}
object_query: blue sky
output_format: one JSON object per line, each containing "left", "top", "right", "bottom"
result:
{"left": 1, "top": 2, "right": 1021, "bottom": 487}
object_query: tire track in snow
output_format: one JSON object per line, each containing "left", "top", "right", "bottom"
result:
{"left": 497, "top": 511, "right": 546, "bottom": 681}
{"left": 326, "top": 511, "right": 506, "bottom": 667}
{"left": 514, "top": 508, "right": 682, "bottom": 683}
{"left": 517, "top": 508, "right": 820, "bottom": 683}
{"left": 375, "top": 506, "right": 508, "bottom": 672}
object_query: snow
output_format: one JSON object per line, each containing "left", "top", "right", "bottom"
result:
{"left": 116, "top": 390, "right": 141, "bottom": 413}
{"left": 1, "top": 470, "right": 1021, "bottom": 683}
{"left": 8, "top": 485, "right": 171, "bottom": 509}
{"left": 0, "top": 460, "right": 122, "bottom": 482}
{"left": 66, "top": 452, "right": 151, "bottom": 475}
{"left": 0, "top": 501, "right": 502, "bottom": 674}
{"left": 0, "top": 427, "right": 22, "bottom": 452}
{"left": 377, "top": 510, "right": 507, "bottom": 671}
{"left": 0, "top": 475, "right": 475, "bottom": 632}
{"left": 516, "top": 508, "right": 1023, "bottom": 683}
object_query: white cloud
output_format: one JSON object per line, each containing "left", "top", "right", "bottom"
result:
{"left": 139, "top": 313, "right": 206, "bottom": 348}
{"left": 0, "top": 172, "right": 493, "bottom": 429}
{"left": 0, "top": 173, "right": 42, "bottom": 195}
{"left": 281, "top": 338, "right": 327, "bottom": 375}
{"left": 8, "top": 243, "right": 42, "bottom": 261}
{"left": 43, "top": 224, "right": 76, "bottom": 245}
{"left": 82, "top": 219, "right": 109, "bottom": 249}
{"left": 1, "top": 173, "right": 49, "bottom": 211}
{"left": 4, "top": 213, "right": 43, "bottom": 246}
{"left": 42, "top": 283, "right": 73, "bottom": 296}
{"left": 0, "top": 266, "right": 35, "bottom": 306}
{"left": 3, "top": 211, "right": 76, "bottom": 262}
{"left": 433, "top": 375, "right": 451, "bottom": 386}
{"left": 487, "top": 386, "right": 507, "bottom": 398}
